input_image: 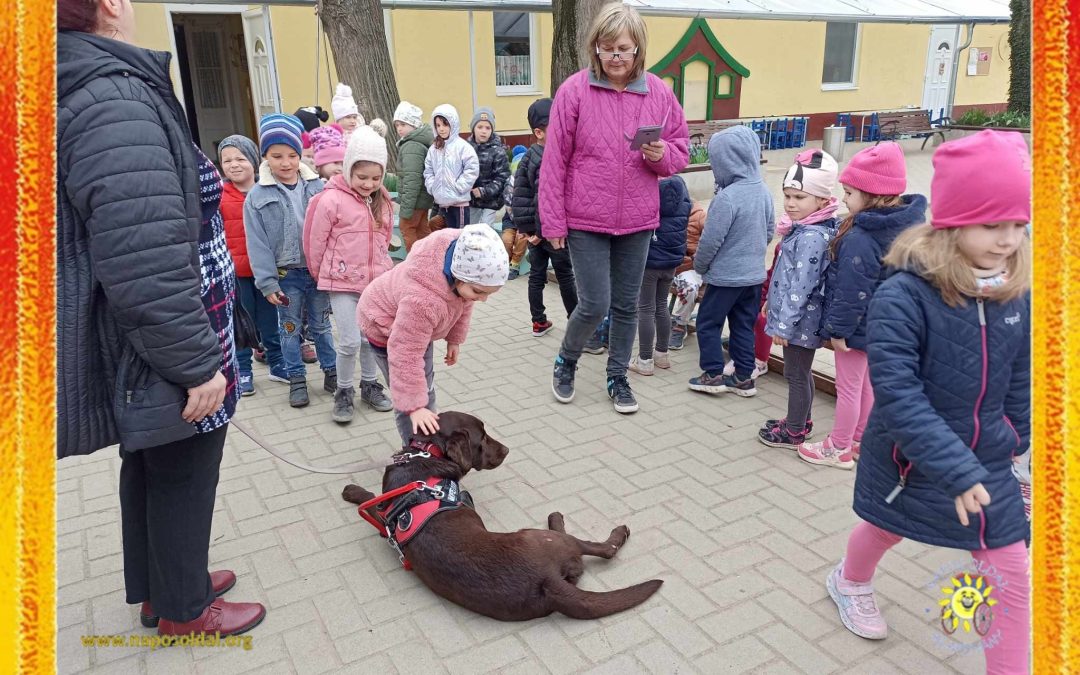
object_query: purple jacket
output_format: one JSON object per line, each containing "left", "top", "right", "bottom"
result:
{"left": 539, "top": 69, "right": 689, "bottom": 239}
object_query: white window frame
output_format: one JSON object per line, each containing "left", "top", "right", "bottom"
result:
{"left": 820, "top": 22, "right": 861, "bottom": 91}
{"left": 494, "top": 12, "right": 541, "bottom": 96}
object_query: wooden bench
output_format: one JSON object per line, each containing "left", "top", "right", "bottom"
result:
{"left": 874, "top": 109, "right": 949, "bottom": 149}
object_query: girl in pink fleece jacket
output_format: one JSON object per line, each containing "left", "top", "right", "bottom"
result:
{"left": 304, "top": 125, "right": 395, "bottom": 424}
{"left": 358, "top": 224, "right": 509, "bottom": 444}
{"left": 540, "top": 3, "right": 689, "bottom": 416}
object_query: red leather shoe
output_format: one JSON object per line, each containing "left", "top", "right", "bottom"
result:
{"left": 139, "top": 570, "right": 238, "bottom": 628}
{"left": 157, "top": 597, "right": 266, "bottom": 637}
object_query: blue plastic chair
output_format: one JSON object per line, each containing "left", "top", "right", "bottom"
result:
{"left": 790, "top": 117, "right": 807, "bottom": 148}
{"left": 770, "top": 118, "right": 790, "bottom": 150}
{"left": 751, "top": 119, "right": 768, "bottom": 149}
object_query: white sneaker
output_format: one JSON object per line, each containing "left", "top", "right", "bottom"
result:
{"left": 628, "top": 356, "right": 654, "bottom": 376}
{"left": 653, "top": 351, "right": 671, "bottom": 369}
{"left": 752, "top": 359, "right": 769, "bottom": 379}
{"left": 723, "top": 360, "right": 735, "bottom": 377}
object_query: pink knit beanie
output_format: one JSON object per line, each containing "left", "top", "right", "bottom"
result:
{"left": 309, "top": 124, "right": 346, "bottom": 167}
{"left": 930, "top": 129, "right": 1031, "bottom": 229}
{"left": 839, "top": 142, "right": 907, "bottom": 195}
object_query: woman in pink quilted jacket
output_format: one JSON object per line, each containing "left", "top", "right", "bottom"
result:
{"left": 540, "top": 2, "right": 689, "bottom": 415}
{"left": 358, "top": 224, "right": 509, "bottom": 444}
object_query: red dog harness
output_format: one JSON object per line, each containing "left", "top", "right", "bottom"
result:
{"left": 356, "top": 440, "right": 473, "bottom": 570}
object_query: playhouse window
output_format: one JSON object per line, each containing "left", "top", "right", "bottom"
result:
{"left": 715, "top": 73, "right": 732, "bottom": 97}
{"left": 494, "top": 11, "right": 539, "bottom": 94}
{"left": 821, "top": 22, "right": 860, "bottom": 88}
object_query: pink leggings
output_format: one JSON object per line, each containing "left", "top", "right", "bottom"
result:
{"left": 831, "top": 347, "right": 874, "bottom": 448}
{"left": 843, "top": 520, "right": 1030, "bottom": 674}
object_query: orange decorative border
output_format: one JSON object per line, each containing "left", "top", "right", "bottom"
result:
{"left": 0, "top": 1, "right": 1071, "bottom": 671}
{"left": 1031, "top": 0, "right": 1072, "bottom": 671}
{"left": 3, "top": 0, "right": 56, "bottom": 673}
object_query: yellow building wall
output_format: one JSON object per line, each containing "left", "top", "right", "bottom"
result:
{"left": 133, "top": 3, "right": 1011, "bottom": 133}
{"left": 954, "top": 23, "right": 1011, "bottom": 106}
{"left": 132, "top": 3, "right": 182, "bottom": 97}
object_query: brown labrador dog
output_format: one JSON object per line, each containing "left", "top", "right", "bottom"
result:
{"left": 342, "top": 411, "right": 662, "bottom": 621}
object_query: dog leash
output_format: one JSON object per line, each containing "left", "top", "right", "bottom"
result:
{"left": 230, "top": 417, "right": 392, "bottom": 475}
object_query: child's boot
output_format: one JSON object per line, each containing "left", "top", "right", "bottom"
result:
{"left": 826, "top": 561, "right": 888, "bottom": 640}
{"left": 360, "top": 380, "right": 393, "bottom": 412}
{"left": 628, "top": 356, "right": 654, "bottom": 375}
{"left": 323, "top": 368, "right": 337, "bottom": 393}
{"left": 669, "top": 325, "right": 687, "bottom": 350}
{"left": 798, "top": 436, "right": 855, "bottom": 470}
{"left": 289, "top": 375, "right": 309, "bottom": 408}
{"left": 757, "top": 420, "right": 806, "bottom": 449}
{"left": 332, "top": 387, "right": 355, "bottom": 423}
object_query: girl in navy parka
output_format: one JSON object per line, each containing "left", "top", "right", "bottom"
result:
{"left": 799, "top": 142, "right": 927, "bottom": 469}
{"left": 825, "top": 131, "right": 1030, "bottom": 675}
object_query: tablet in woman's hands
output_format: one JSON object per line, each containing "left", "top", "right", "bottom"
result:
{"left": 629, "top": 125, "right": 662, "bottom": 150}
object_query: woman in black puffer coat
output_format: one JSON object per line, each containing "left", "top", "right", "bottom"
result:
{"left": 57, "top": 0, "right": 264, "bottom": 637}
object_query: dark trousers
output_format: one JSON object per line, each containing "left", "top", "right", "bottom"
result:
{"left": 783, "top": 345, "right": 817, "bottom": 432}
{"left": 119, "top": 425, "right": 227, "bottom": 622}
{"left": 560, "top": 229, "right": 651, "bottom": 378}
{"left": 696, "top": 283, "right": 761, "bottom": 380}
{"left": 528, "top": 241, "right": 578, "bottom": 323}
{"left": 637, "top": 267, "right": 675, "bottom": 359}
{"left": 237, "top": 275, "right": 283, "bottom": 373}
{"left": 439, "top": 205, "right": 470, "bottom": 229}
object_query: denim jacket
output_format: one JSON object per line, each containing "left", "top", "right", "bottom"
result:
{"left": 244, "top": 161, "right": 323, "bottom": 297}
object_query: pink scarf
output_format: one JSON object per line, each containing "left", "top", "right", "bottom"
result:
{"left": 776, "top": 197, "right": 840, "bottom": 237}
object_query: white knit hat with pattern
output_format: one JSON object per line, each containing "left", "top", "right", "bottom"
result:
{"left": 451, "top": 224, "right": 510, "bottom": 287}
{"left": 393, "top": 101, "right": 423, "bottom": 129}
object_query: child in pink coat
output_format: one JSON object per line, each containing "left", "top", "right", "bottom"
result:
{"left": 304, "top": 125, "right": 395, "bottom": 424}
{"left": 358, "top": 224, "right": 509, "bottom": 444}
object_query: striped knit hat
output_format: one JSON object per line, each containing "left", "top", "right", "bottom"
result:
{"left": 259, "top": 113, "right": 304, "bottom": 156}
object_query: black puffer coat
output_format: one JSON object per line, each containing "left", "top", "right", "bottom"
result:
{"left": 511, "top": 144, "right": 543, "bottom": 237}
{"left": 468, "top": 134, "right": 511, "bottom": 211}
{"left": 57, "top": 31, "right": 221, "bottom": 457}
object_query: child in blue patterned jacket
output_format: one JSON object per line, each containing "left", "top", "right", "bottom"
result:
{"left": 759, "top": 149, "right": 839, "bottom": 450}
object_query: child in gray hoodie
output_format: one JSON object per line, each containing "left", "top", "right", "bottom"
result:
{"left": 688, "top": 126, "right": 774, "bottom": 397}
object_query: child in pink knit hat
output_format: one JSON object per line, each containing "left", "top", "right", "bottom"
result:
{"left": 307, "top": 124, "right": 347, "bottom": 180}
{"left": 798, "top": 141, "right": 927, "bottom": 470}
{"left": 823, "top": 130, "right": 1030, "bottom": 675}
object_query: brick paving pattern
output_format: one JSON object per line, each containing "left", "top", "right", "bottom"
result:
{"left": 59, "top": 140, "right": 989, "bottom": 673}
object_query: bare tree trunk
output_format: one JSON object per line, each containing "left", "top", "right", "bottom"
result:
{"left": 318, "top": 0, "right": 400, "bottom": 170}
{"left": 550, "top": 0, "right": 606, "bottom": 95}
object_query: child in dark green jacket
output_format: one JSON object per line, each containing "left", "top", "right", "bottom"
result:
{"left": 393, "top": 101, "right": 435, "bottom": 252}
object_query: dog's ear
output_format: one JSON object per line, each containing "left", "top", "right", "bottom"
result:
{"left": 443, "top": 430, "right": 476, "bottom": 473}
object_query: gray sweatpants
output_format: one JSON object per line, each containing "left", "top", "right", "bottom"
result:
{"left": 328, "top": 292, "right": 380, "bottom": 390}
{"left": 637, "top": 267, "right": 675, "bottom": 359}
{"left": 783, "top": 345, "right": 817, "bottom": 432}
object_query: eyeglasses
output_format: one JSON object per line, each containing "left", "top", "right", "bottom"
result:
{"left": 596, "top": 46, "right": 638, "bottom": 62}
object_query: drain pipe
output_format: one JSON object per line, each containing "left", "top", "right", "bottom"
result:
{"left": 945, "top": 22, "right": 976, "bottom": 121}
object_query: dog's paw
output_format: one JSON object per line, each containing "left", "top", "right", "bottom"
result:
{"left": 342, "top": 484, "right": 375, "bottom": 505}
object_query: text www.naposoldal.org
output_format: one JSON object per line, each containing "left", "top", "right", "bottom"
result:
{"left": 81, "top": 632, "right": 253, "bottom": 651}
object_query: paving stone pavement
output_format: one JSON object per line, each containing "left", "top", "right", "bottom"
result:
{"left": 58, "top": 139, "right": 990, "bottom": 674}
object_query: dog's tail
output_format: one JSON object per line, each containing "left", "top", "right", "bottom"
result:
{"left": 544, "top": 577, "right": 663, "bottom": 620}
